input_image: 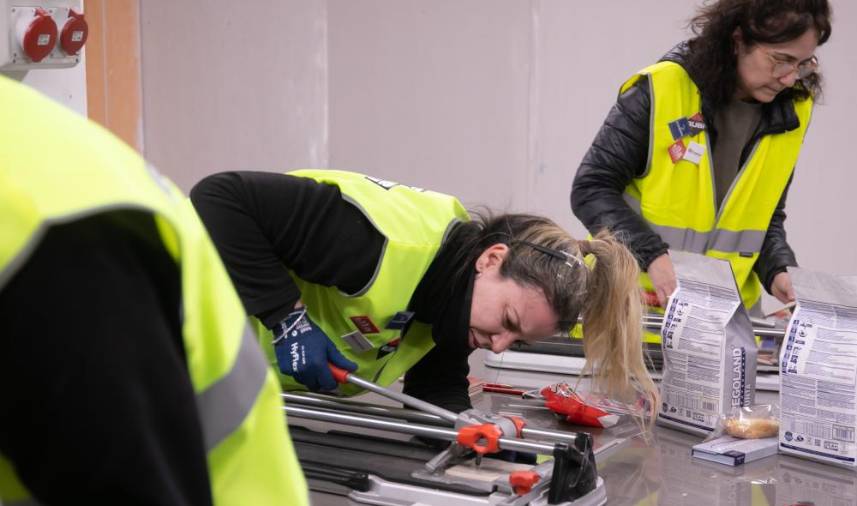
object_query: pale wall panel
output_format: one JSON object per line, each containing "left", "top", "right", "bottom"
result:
{"left": 138, "top": 0, "right": 856, "bottom": 278}
{"left": 327, "top": 0, "right": 531, "bottom": 212}
{"left": 139, "top": 0, "right": 328, "bottom": 191}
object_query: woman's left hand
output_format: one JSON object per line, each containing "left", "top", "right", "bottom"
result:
{"left": 771, "top": 271, "right": 796, "bottom": 304}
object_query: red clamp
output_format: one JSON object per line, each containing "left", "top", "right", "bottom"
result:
{"left": 456, "top": 423, "right": 502, "bottom": 455}
{"left": 509, "top": 470, "right": 540, "bottom": 495}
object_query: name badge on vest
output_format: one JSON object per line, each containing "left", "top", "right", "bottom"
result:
{"left": 682, "top": 141, "right": 706, "bottom": 165}
{"left": 341, "top": 330, "right": 374, "bottom": 353}
{"left": 668, "top": 117, "right": 692, "bottom": 140}
{"left": 386, "top": 311, "right": 415, "bottom": 335}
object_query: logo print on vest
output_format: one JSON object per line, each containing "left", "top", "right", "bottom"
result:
{"left": 687, "top": 113, "right": 705, "bottom": 135}
{"left": 350, "top": 315, "right": 380, "bottom": 334}
{"left": 668, "top": 139, "right": 687, "bottom": 163}
{"left": 365, "top": 175, "right": 425, "bottom": 192}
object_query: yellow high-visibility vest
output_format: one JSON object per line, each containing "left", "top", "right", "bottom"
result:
{"left": 622, "top": 61, "right": 811, "bottom": 339}
{"left": 0, "top": 75, "right": 308, "bottom": 506}
{"left": 252, "top": 170, "right": 470, "bottom": 395}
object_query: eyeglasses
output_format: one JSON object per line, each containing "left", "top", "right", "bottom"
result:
{"left": 513, "top": 240, "right": 583, "bottom": 270}
{"left": 764, "top": 50, "right": 818, "bottom": 79}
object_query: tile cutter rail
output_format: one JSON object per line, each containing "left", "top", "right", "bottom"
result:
{"left": 283, "top": 365, "right": 607, "bottom": 505}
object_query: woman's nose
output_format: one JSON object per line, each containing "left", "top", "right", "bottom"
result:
{"left": 489, "top": 332, "right": 519, "bottom": 353}
{"left": 779, "top": 71, "right": 798, "bottom": 88}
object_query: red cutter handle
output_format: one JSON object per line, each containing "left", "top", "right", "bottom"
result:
{"left": 328, "top": 363, "right": 350, "bottom": 384}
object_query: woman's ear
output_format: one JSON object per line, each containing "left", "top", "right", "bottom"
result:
{"left": 474, "top": 243, "right": 510, "bottom": 274}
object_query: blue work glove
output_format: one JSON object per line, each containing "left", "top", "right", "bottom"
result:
{"left": 272, "top": 309, "right": 357, "bottom": 391}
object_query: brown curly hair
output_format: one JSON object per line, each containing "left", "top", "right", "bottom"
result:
{"left": 685, "top": 0, "right": 832, "bottom": 107}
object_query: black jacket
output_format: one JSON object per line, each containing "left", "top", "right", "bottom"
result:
{"left": 571, "top": 43, "right": 800, "bottom": 293}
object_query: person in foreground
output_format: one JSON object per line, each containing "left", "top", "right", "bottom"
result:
{"left": 191, "top": 169, "right": 659, "bottom": 426}
{"left": 571, "top": 0, "right": 832, "bottom": 318}
{"left": 0, "top": 75, "right": 308, "bottom": 505}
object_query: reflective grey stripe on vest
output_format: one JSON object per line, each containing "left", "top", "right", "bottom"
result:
{"left": 649, "top": 224, "right": 708, "bottom": 253}
{"left": 623, "top": 192, "right": 643, "bottom": 215}
{"left": 707, "top": 228, "right": 765, "bottom": 254}
{"left": 623, "top": 193, "right": 765, "bottom": 254}
{"left": 195, "top": 324, "right": 269, "bottom": 451}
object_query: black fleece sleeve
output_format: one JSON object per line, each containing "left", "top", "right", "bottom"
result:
{"left": 0, "top": 212, "right": 213, "bottom": 506}
{"left": 403, "top": 346, "right": 472, "bottom": 414}
{"left": 190, "top": 171, "right": 385, "bottom": 328}
{"left": 571, "top": 80, "right": 670, "bottom": 269}
{"left": 754, "top": 174, "right": 798, "bottom": 292}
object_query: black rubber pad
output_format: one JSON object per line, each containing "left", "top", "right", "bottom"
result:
{"left": 289, "top": 424, "right": 491, "bottom": 496}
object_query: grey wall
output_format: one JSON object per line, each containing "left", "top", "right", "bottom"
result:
{"left": 140, "top": 0, "right": 856, "bottom": 281}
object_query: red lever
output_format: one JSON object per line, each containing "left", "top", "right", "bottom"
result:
{"left": 509, "top": 470, "right": 540, "bottom": 495}
{"left": 456, "top": 423, "right": 502, "bottom": 455}
{"left": 328, "top": 363, "right": 350, "bottom": 384}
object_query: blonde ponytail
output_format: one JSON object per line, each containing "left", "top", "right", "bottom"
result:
{"left": 465, "top": 214, "right": 658, "bottom": 432}
{"left": 578, "top": 231, "right": 659, "bottom": 431}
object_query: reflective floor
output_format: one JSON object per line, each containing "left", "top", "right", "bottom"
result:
{"left": 598, "top": 424, "right": 856, "bottom": 505}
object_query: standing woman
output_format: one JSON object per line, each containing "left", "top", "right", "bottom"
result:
{"left": 191, "top": 170, "right": 658, "bottom": 418}
{"left": 571, "top": 0, "right": 831, "bottom": 321}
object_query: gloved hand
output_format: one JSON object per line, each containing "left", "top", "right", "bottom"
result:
{"left": 272, "top": 309, "right": 357, "bottom": 391}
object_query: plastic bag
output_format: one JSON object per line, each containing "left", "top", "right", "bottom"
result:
{"left": 707, "top": 404, "right": 780, "bottom": 440}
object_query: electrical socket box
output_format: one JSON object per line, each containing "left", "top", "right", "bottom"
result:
{"left": 0, "top": 0, "right": 87, "bottom": 71}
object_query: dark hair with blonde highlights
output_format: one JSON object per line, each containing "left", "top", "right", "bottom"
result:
{"left": 457, "top": 212, "right": 659, "bottom": 427}
{"left": 685, "top": 0, "right": 832, "bottom": 107}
